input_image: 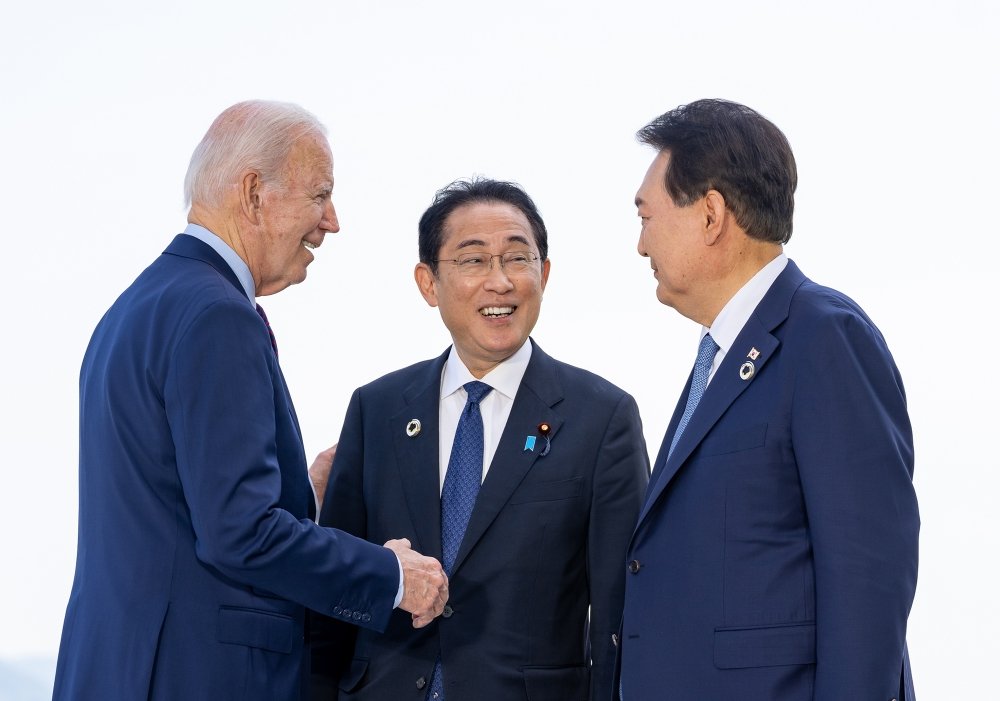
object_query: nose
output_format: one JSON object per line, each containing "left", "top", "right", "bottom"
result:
{"left": 637, "top": 229, "right": 648, "bottom": 257}
{"left": 483, "top": 258, "right": 515, "bottom": 293}
{"left": 322, "top": 198, "right": 340, "bottom": 234}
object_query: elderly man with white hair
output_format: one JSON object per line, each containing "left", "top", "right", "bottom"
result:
{"left": 53, "top": 100, "right": 448, "bottom": 701}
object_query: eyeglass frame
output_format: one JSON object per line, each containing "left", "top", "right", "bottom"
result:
{"left": 431, "top": 250, "right": 543, "bottom": 276}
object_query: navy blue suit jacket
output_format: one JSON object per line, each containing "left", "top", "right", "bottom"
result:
{"left": 617, "top": 260, "right": 919, "bottom": 701}
{"left": 312, "top": 341, "right": 649, "bottom": 701}
{"left": 54, "top": 235, "right": 400, "bottom": 701}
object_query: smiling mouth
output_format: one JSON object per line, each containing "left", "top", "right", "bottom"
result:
{"left": 480, "top": 306, "right": 515, "bottom": 318}
{"left": 303, "top": 241, "right": 318, "bottom": 250}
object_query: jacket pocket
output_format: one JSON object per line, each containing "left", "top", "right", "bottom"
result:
{"left": 217, "top": 606, "right": 294, "bottom": 654}
{"left": 700, "top": 423, "right": 768, "bottom": 457}
{"left": 338, "top": 657, "right": 369, "bottom": 693}
{"left": 713, "top": 622, "right": 815, "bottom": 669}
{"left": 522, "top": 664, "right": 588, "bottom": 700}
{"left": 510, "top": 476, "right": 583, "bottom": 504}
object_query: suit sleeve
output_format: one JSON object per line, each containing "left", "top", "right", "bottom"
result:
{"left": 309, "top": 388, "right": 369, "bottom": 692}
{"left": 164, "top": 299, "right": 399, "bottom": 630}
{"left": 587, "top": 393, "right": 650, "bottom": 701}
{"left": 792, "top": 312, "right": 919, "bottom": 700}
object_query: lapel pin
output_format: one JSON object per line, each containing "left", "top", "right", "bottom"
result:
{"left": 405, "top": 419, "right": 422, "bottom": 438}
{"left": 747, "top": 347, "right": 760, "bottom": 360}
{"left": 524, "top": 436, "right": 537, "bottom": 452}
{"left": 537, "top": 422, "right": 552, "bottom": 457}
{"left": 739, "top": 361, "right": 755, "bottom": 381}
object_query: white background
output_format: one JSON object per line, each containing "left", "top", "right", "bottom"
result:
{"left": 1, "top": 1, "right": 997, "bottom": 697}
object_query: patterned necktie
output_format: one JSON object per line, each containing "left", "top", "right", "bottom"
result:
{"left": 255, "top": 303, "right": 278, "bottom": 357}
{"left": 668, "top": 333, "right": 718, "bottom": 458}
{"left": 428, "top": 380, "right": 492, "bottom": 701}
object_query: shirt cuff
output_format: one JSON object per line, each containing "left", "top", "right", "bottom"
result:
{"left": 393, "top": 554, "right": 404, "bottom": 608}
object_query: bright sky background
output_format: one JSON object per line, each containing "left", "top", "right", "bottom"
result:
{"left": 1, "top": 0, "right": 997, "bottom": 696}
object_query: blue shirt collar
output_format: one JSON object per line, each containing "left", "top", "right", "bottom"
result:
{"left": 181, "top": 223, "right": 256, "bottom": 302}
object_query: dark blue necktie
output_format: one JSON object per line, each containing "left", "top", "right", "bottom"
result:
{"left": 428, "top": 380, "right": 492, "bottom": 700}
{"left": 255, "top": 303, "right": 278, "bottom": 357}
{"left": 668, "top": 333, "right": 718, "bottom": 458}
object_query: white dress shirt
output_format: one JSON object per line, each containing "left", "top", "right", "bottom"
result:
{"left": 437, "top": 341, "right": 532, "bottom": 492}
{"left": 703, "top": 253, "right": 788, "bottom": 385}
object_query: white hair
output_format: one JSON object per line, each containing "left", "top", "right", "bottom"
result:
{"left": 183, "top": 100, "right": 327, "bottom": 209}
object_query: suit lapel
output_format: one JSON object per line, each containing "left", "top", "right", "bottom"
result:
{"left": 451, "top": 340, "right": 564, "bottom": 575}
{"left": 391, "top": 351, "right": 449, "bottom": 561}
{"left": 636, "top": 261, "right": 807, "bottom": 530}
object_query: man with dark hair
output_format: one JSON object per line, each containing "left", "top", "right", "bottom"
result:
{"left": 310, "top": 178, "right": 649, "bottom": 700}
{"left": 53, "top": 100, "right": 448, "bottom": 701}
{"left": 616, "top": 99, "right": 919, "bottom": 700}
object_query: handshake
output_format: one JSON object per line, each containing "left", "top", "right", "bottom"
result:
{"left": 384, "top": 538, "right": 449, "bottom": 628}
{"left": 311, "top": 446, "right": 448, "bottom": 628}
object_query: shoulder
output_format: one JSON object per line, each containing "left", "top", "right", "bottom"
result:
{"left": 355, "top": 356, "right": 441, "bottom": 396}
{"left": 536, "top": 349, "right": 635, "bottom": 406}
{"left": 784, "top": 278, "right": 898, "bottom": 374}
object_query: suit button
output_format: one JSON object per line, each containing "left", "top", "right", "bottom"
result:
{"left": 361, "top": 613, "right": 371, "bottom": 622}
{"left": 352, "top": 611, "right": 362, "bottom": 621}
{"left": 416, "top": 677, "right": 427, "bottom": 690}
{"left": 442, "top": 605, "right": 453, "bottom": 618}
{"left": 342, "top": 609, "right": 352, "bottom": 618}
{"left": 332, "top": 606, "right": 342, "bottom": 615}
{"left": 628, "top": 559, "right": 641, "bottom": 574}
{"left": 611, "top": 633, "right": 619, "bottom": 647}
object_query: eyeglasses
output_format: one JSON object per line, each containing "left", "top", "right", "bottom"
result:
{"left": 433, "top": 250, "right": 541, "bottom": 277}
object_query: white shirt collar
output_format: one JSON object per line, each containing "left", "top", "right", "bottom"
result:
{"left": 441, "top": 339, "right": 533, "bottom": 400}
{"left": 706, "top": 252, "right": 788, "bottom": 356}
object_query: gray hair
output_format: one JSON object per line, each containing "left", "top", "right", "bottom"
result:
{"left": 183, "top": 100, "right": 327, "bottom": 209}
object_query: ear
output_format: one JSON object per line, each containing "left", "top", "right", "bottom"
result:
{"left": 702, "top": 189, "right": 727, "bottom": 245}
{"left": 414, "top": 263, "right": 440, "bottom": 308}
{"left": 239, "top": 170, "right": 263, "bottom": 224}
{"left": 539, "top": 257, "right": 551, "bottom": 294}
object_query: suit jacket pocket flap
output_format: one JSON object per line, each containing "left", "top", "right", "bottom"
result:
{"left": 699, "top": 423, "right": 767, "bottom": 457}
{"left": 510, "top": 477, "right": 583, "bottom": 504}
{"left": 713, "top": 622, "right": 815, "bottom": 669}
{"left": 338, "top": 657, "right": 369, "bottom": 693}
{"left": 218, "top": 606, "right": 294, "bottom": 654}
{"left": 522, "top": 664, "right": 588, "bottom": 700}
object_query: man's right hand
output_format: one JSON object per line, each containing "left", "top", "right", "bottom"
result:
{"left": 383, "top": 538, "right": 448, "bottom": 628}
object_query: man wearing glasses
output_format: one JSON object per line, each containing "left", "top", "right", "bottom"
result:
{"left": 310, "top": 178, "right": 649, "bottom": 701}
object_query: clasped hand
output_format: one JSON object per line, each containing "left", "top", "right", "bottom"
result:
{"left": 384, "top": 538, "right": 449, "bottom": 628}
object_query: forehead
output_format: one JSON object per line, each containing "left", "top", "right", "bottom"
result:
{"left": 636, "top": 150, "right": 672, "bottom": 205}
{"left": 441, "top": 201, "right": 534, "bottom": 249}
{"left": 283, "top": 132, "right": 333, "bottom": 181}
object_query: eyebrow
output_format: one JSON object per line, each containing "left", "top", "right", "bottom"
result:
{"left": 455, "top": 234, "right": 532, "bottom": 250}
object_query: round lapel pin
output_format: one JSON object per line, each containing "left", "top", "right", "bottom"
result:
{"left": 739, "top": 361, "right": 755, "bottom": 381}
{"left": 405, "top": 419, "right": 422, "bottom": 437}
{"left": 537, "top": 422, "right": 552, "bottom": 456}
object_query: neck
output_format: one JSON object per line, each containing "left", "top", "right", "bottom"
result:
{"left": 188, "top": 204, "right": 255, "bottom": 284}
{"left": 692, "top": 241, "right": 782, "bottom": 327}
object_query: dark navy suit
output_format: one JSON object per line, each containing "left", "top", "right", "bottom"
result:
{"left": 617, "top": 260, "right": 919, "bottom": 701}
{"left": 312, "top": 341, "right": 649, "bottom": 701}
{"left": 54, "top": 234, "right": 399, "bottom": 700}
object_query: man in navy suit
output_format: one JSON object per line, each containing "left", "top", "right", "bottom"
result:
{"left": 616, "top": 99, "right": 920, "bottom": 701}
{"left": 53, "top": 100, "right": 448, "bottom": 701}
{"left": 309, "top": 179, "right": 649, "bottom": 700}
